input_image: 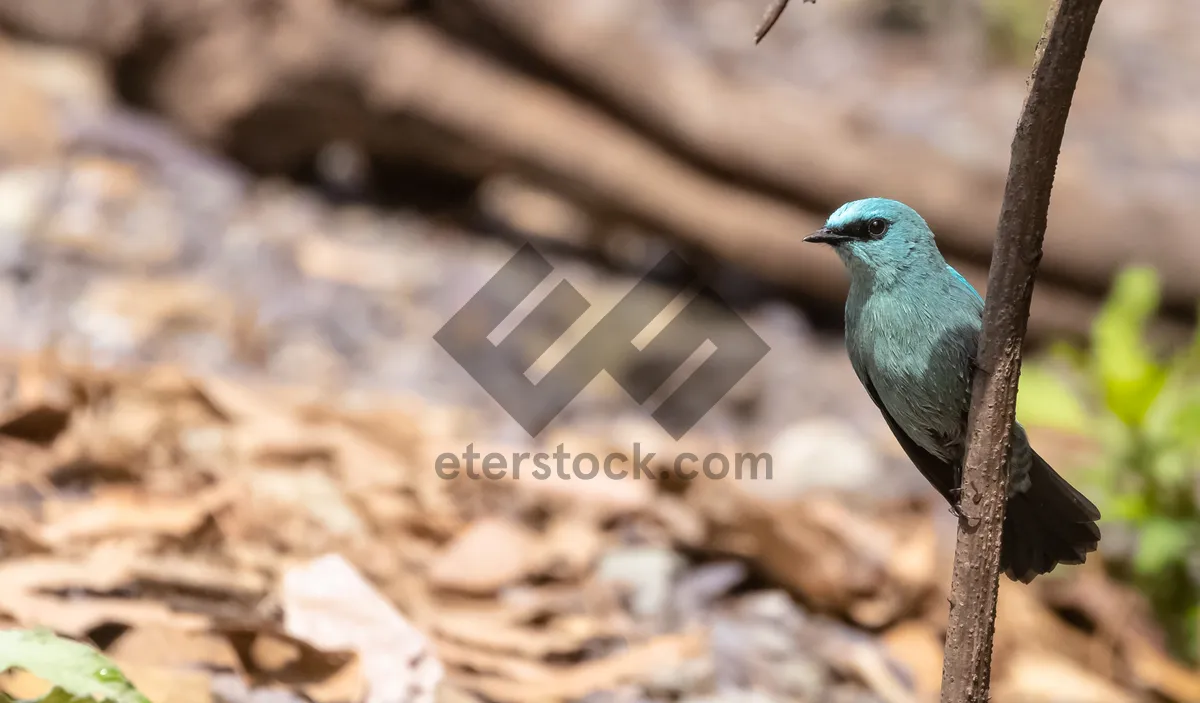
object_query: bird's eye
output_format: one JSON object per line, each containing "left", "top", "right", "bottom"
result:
{"left": 867, "top": 218, "right": 888, "bottom": 237}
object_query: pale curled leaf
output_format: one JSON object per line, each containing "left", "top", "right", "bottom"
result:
{"left": 282, "top": 554, "right": 443, "bottom": 703}
{"left": 0, "top": 628, "right": 152, "bottom": 703}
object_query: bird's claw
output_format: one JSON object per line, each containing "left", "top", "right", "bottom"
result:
{"left": 947, "top": 487, "right": 970, "bottom": 521}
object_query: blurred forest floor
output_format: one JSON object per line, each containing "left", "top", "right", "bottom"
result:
{"left": 1, "top": 1, "right": 1200, "bottom": 702}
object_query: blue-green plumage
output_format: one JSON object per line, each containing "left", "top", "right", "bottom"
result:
{"left": 807, "top": 198, "right": 1100, "bottom": 582}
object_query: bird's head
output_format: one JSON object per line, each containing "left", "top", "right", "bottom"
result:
{"left": 803, "top": 198, "right": 938, "bottom": 279}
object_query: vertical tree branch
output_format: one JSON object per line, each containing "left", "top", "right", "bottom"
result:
{"left": 939, "top": 1, "right": 1103, "bottom": 702}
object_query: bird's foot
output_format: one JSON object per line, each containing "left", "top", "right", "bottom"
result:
{"left": 946, "top": 487, "right": 973, "bottom": 523}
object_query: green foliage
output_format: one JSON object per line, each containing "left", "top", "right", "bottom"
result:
{"left": 1018, "top": 266, "right": 1200, "bottom": 661}
{"left": 0, "top": 628, "right": 152, "bottom": 703}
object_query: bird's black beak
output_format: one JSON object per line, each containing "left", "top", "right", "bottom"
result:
{"left": 803, "top": 227, "right": 849, "bottom": 245}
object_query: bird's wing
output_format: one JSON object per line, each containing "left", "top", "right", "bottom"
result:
{"left": 860, "top": 369, "right": 962, "bottom": 505}
{"left": 947, "top": 265, "right": 984, "bottom": 306}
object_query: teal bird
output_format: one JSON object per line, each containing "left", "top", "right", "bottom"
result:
{"left": 805, "top": 197, "right": 1100, "bottom": 582}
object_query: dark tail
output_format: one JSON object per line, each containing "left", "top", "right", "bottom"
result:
{"left": 1000, "top": 451, "right": 1101, "bottom": 583}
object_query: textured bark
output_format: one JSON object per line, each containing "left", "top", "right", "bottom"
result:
{"left": 939, "top": 1, "right": 1104, "bottom": 702}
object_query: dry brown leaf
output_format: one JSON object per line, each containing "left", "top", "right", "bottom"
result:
{"left": 250, "top": 633, "right": 306, "bottom": 672}
{"left": 38, "top": 484, "right": 233, "bottom": 546}
{"left": 111, "top": 660, "right": 214, "bottom": 703}
{"left": 237, "top": 465, "right": 368, "bottom": 547}
{"left": 508, "top": 440, "right": 654, "bottom": 520}
{"left": 537, "top": 518, "right": 604, "bottom": 582}
{"left": 434, "top": 640, "right": 555, "bottom": 682}
{"left": 191, "top": 375, "right": 296, "bottom": 425}
{"left": 993, "top": 650, "right": 1141, "bottom": 703}
{"left": 449, "top": 629, "right": 706, "bottom": 703}
{"left": 434, "top": 681, "right": 482, "bottom": 703}
{"left": 0, "top": 551, "right": 210, "bottom": 635}
{"left": 745, "top": 493, "right": 936, "bottom": 628}
{"left": 226, "top": 415, "right": 331, "bottom": 467}
{"left": 993, "top": 579, "right": 1098, "bottom": 672}
{"left": 301, "top": 654, "right": 367, "bottom": 703}
{"left": 881, "top": 621, "right": 943, "bottom": 703}
{"left": 1126, "top": 639, "right": 1200, "bottom": 703}
{"left": 106, "top": 625, "right": 241, "bottom": 671}
{"left": 1038, "top": 570, "right": 1189, "bottom": 690}
{"left": 127, "top": 555, "right": 270, "bottom": 598}
{"left": 0, "top": 355, "right": 75, "bottom": 445}
{"left": 282, "top": 554, "right": 444, "bottom": 703}
{"left": 320, "top": 426, "right": 413, "bottom": 493}
{"left": 0, "top": 39, "right": 62, "bottom": 165}
{"left": 427, "top": 518, "right": 542, "bottom": 595}
{"left": 645, "top": 495, "right": 707, "bottom": 548}
{"left": 0, "top": 510, "right": 51, "bottom": 559}
{"left": 295, "top": 234, "right": 409, "bottom": 291}
{"left": 0, "top": 669, "right": 54, "bottom": 699}
{"left": 432, "top": 609, "right": 620, "bottom": 660}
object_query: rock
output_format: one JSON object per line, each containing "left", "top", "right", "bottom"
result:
{"left": 596, "top": 546, "right": 685, "bottom": 624}
{"left": 427, "top": 518, "right": 541, "bottom": 595}
{"left": 709, "top": 591, "right": 830, "bottom": 701}
{"left": 764, "top": 657, "right": 831, "bottom": 701}
{"left": 38, "top": 155, "right": 185, "bottom": 269}
{"left": 822, "top": 689, "right": 888, "bottom": 703}
{"left": 682, "top": 690, "right": 790, "bottom": 703}
{"left": 673, "top": 561, "right": 747, "bottom": 621}
{"left": 0, "top": 167, "right": 54, "bottom": 267}
{"left": 643, "top": 655, "right": 717, "bottom": 698}
{"left": 761, "top": 418, "right": 884, "bottom": 499}
{"left": 69, "top": 276, "right": 239, "bottom": 355}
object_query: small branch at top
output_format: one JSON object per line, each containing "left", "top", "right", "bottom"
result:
{"left": 754, "top": 0, "right": 815, "bottom": 44}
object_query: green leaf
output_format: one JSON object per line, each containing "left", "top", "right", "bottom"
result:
{"left": 1134, "top": 518, "right": 1194, "bottom": 576}
{"left": 1166, "top": 394, "right": 1200, "bottom": 447}
{"left": 1016, "top": 362, "right": 1091, "bottom": 433}
{"left": 0, "top": 628, "right": 152, "bottom": 703}
{"left": 40, "top": 689, "right": 95, "bottom": 703}
{"left": 1104, "top": 490, "right": 1151, "bottom": 522}
{"left": 1091, "top": 267, "right": 1168, "bottom": 426}
{"left": 1190, "top": 605, "right": 1200, "bottom": 663}
{"left": 1149, "top": 448, "right": 1192, "bottom": 491}
{"left": 1047, "top": 340, "right": 1090, "bottom": 370}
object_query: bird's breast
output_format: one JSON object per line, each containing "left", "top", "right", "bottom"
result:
{"left": 848, "top": 290, "right": 976, "bottom": 458}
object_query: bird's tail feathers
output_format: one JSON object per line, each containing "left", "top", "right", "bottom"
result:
{"left": 1000, "top": 451, "right": 1101, "bottom": 583}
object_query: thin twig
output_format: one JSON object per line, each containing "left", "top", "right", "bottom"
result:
{"left": 939, "top": 1, "right": 1104, "bottom": 702}
{"left": 754, "top": 0, "right": 814, "bottom": 44}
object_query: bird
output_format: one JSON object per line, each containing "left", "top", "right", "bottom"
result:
{"left": 803, "top": 197, "right": 1101, "bottom": 583}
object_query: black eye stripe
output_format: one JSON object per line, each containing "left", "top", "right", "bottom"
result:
{"left": 830, "top": 218, "right": 889, "bottom": 241}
